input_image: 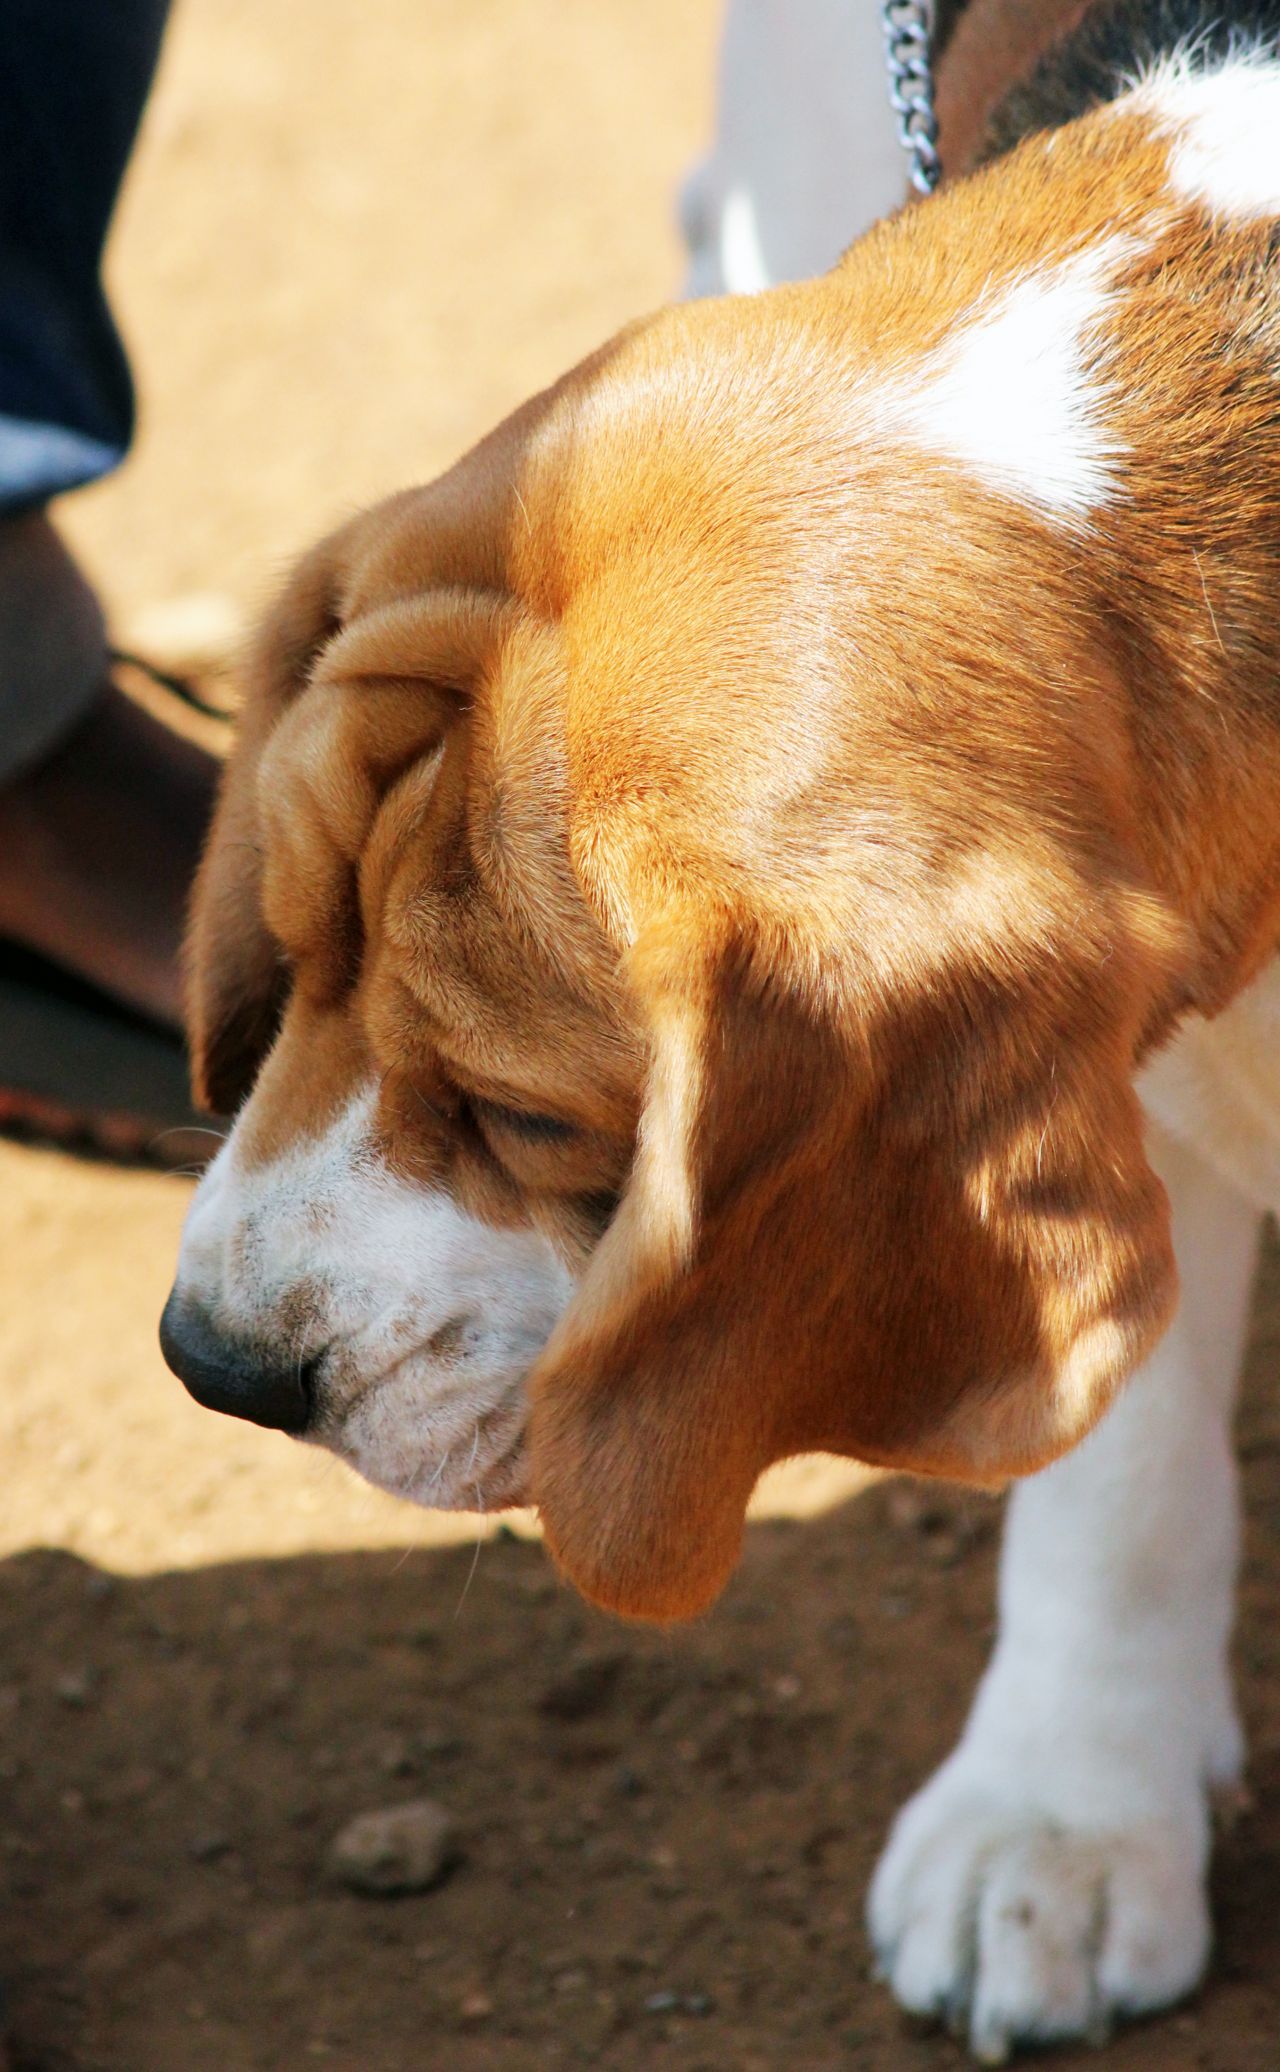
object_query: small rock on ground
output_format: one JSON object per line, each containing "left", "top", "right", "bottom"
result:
{"left": 326, "top": 1798, "right": 458, "bottom": 1896}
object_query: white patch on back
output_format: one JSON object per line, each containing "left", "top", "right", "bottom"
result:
{"left": 1132, "top": 50, "right": 1280, "bottom": 221}
{"left": 894, "top": 236, "right": 1141, "bottom": 524}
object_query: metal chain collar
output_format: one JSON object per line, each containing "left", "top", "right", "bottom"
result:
{"left": 881, "top": 0, "right": 941, "bottom": 195}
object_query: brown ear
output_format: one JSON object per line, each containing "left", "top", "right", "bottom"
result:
{"left": 186, "top": 531, "right": 350, "bottom": 1113}
{"left": 529, "top": 868, "right": 1183, "bottom": 1623}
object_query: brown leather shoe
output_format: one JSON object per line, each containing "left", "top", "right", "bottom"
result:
{"left": 0, "top": 509, "right": 107, "bottom": 785}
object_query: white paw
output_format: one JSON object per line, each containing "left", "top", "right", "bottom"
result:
{"left": 867, "top": 1765, "right": 1211, "bottom": 2062}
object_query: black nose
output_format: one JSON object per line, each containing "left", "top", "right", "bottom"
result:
{"left": 160, "top": 1292, "right": 313, "bottom": 1434}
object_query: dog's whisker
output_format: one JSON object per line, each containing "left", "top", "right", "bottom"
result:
{"left": 453, "top": 1482, "right": 487, "bottom": 1621}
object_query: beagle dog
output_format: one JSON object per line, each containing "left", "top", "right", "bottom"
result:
{"left": 163, "top": 0, "right": 1280, "bottom": 2055}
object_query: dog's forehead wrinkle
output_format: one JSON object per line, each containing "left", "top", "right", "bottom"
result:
{"left": 385, "top": 862, "right": 636, "bottom": 1114}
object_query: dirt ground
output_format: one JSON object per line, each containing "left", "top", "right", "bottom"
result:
{"left": 2, "top": 3, "right": 1279, "bottom": 2067}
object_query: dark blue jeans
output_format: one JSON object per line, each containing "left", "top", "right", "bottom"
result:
{"left": 0, "top": 0, "right": 170, "bottom": 515}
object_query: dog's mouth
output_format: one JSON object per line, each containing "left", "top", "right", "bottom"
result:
{"left": 304, "top": 1332, "right": 539, "bottom": 1514}
{"left": 325, "top": 1412, "right": 530, "bottom": 1514}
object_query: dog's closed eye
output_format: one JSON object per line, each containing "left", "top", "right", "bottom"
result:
{"left": 471, "top": 1099, "right": 579, "bottom": 1145}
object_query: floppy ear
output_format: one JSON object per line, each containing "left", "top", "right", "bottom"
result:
{"left": 529, "top": 860, "right": 1183, "bottom": 1623}
{"left": 186, "top": 532, "right": 352, "bottom": 1114}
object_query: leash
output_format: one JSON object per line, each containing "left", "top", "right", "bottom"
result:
{"left": 881, "top": 0, "right": 942, "bottom": 195}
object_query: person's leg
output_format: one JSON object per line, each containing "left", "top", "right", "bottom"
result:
{"left": 0, "top": 0, "right": 170, "bottom": 779}
{"left": 0, "top": 0, "right": 170, "bottom": 523}
{"left": 0, "top": 0, "right": 219, "bottom": 1036}
{"left": 680, "top": 0, "right": 908, "bottom": 299}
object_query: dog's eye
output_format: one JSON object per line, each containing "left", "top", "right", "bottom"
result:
{"left": 473, "top": 1100, "right": 578, "bottom": 1145}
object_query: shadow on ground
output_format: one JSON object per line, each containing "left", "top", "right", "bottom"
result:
{"left": 3, "top": 1236, "right": 1279, "bottom": 2072}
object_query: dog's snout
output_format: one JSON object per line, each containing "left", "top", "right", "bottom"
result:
{"left": 159, "top": 1291, "right": 314, "bottom": 1435}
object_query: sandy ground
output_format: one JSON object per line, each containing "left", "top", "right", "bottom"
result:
{"left": 2, "top": 3, "right": 1279, "bottom": 2066}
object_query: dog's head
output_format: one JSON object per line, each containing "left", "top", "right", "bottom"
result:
{"left": 166, "top": 237, "right": 1193, "bottom": 1618}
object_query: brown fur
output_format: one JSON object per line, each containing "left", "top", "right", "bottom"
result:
{"left": 936, "top": 0, "right": 1095, "bottom": 172}
{"left": 187, "top": 78, "right": 1280, "bottom": 1620}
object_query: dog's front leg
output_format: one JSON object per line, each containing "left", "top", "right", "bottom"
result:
{"left": 868, "top": 1123, "right": 1261, "bottom": 2061}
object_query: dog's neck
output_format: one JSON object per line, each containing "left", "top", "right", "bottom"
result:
{"left": 982, "top": 0, "right": 1280, "bottom": 160}
{"left": 934, "top": 0, "right": 1095, "bottom": 172}
{"left": 938, "top": 0, "right": 1280, "bottom": 176}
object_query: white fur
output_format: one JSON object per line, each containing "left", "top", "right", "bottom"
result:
{"left": 1133, "top": 51, "right": 1280, "bottom": 222}
{"left": 896, "top": 237, "right": 1140, "bottom": 524}
{"left": 869, "top": 1119, "right": 1261, "bottom": 2060}
{"left": 173, "top": 1086, "right": 573, "bottom": 1510}
{"left": 1140, "top": 955, "right": 1280, "bottom": 1213}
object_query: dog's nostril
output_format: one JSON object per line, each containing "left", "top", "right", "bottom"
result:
{"left": 159, "top": 1291, "right": 313, "bottom": 1435}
